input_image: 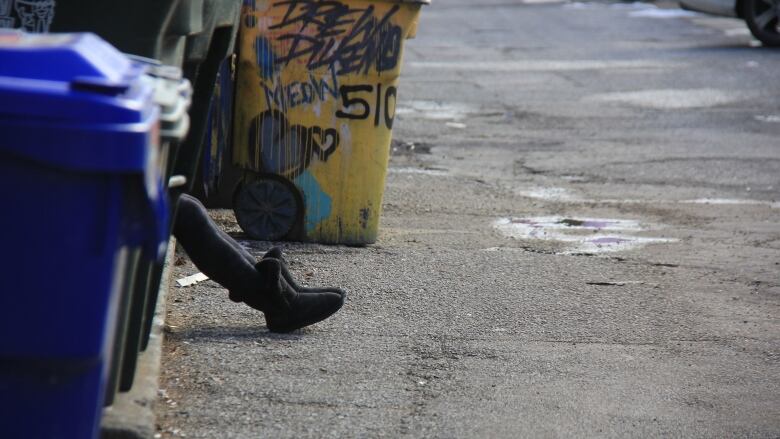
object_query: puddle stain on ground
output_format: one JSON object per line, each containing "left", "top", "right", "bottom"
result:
{"left": 508, "top": 216, "right": 641, "bottom": 231}
{"left": 519, "top": 187, "right": 779, "bottom": 208}
{"left": 586, "top": 88, "right": 739, "bottom": 109}
{"left": 494, "top": 216, "right": 676, "bottom": 254}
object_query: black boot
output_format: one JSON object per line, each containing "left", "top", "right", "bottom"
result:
{"left": 263, "top": 247, "right": 348, "bottom": 297}
{"left": 237, "top": 258, "right": 345, "bottom": 333}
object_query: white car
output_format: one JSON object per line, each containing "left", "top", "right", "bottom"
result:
{"left": 680, "top": 0, "right": 780, "bottom": 46}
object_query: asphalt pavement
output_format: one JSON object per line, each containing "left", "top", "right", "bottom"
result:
{"left": 155, "top": 1, "right": 780, "bottom": 437}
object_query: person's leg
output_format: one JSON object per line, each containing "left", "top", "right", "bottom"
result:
{"left": 173, "top": 194, "right": 258, "bottom": 300}
{"left": 172, "top": 194, "right": 345, "bottom": 332}
{"left": 176, "top": 195, "right": 345, "bottom": 295}
{"left": 201, "top": 203, "right": 257, "bottom": 267}
{"left": 262, "top": 247, "right": 347, "bottom": 296}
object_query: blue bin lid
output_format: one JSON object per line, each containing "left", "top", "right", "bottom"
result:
{"left": 0, "top": 30, "right": 158, "bottom": 173}
{"left": 0, "top": 31, "right": 169, "bottom": 260}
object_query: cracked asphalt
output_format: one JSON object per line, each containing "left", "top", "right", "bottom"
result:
{"left": 156, "top": 1, "right": 780, "bottom": 437}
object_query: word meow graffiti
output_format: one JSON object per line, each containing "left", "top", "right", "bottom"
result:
{"left": 260, "top": 62, "right": 340, "bottom": 112}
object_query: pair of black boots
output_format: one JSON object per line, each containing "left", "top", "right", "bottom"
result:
{"left": 228, "top": 248, "right": 346, "bottom": 333}
{"left": 173, "top": 194, "right": 345, "bottom": 333}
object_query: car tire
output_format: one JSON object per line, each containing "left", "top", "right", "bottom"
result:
{"left": 742, "top": 0, "right": 780, "bottom": 46}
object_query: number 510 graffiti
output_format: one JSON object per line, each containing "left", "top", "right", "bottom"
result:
{"left": 336, "top": 83, "right": 397, "bottom": 129}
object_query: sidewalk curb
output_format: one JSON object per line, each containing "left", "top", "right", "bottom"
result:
{"left": 101, "top": 240, "right": 175, "bottom": 439}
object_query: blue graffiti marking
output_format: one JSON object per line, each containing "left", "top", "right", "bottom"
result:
{"left": 255, "top": 37, "right": 278, "bottom": 79}
{"left": 293, "top": 171, "right": 332, "bottom": 233}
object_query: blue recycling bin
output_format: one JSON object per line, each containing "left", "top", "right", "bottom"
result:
{"left": 0, "top": 31, "right": 168, "bottom": 439}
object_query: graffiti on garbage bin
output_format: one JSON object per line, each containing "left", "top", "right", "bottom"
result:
{"left": 268, "top": 0, "right": 403, "bottom": 75}
{"left": 335, "top": 83, "right": 396, "bottom": 128}
{"left": 248, "top": 2, "right": 405, "bottom": 124}
{"left": 260, "top": 63, "right": 340, "bottom": 111}
{"left": 247, "top": 109, "right": 340, "bottom": 179}
{"left": 0, "top": 0, "right": 55, "bottom": 32}
{"left": 235, "top": 0, "right": 421, "bottom": 242}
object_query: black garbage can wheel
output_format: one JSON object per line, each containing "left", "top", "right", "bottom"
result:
{"left": 233, "top": 176, "right": 301, "bottom": 241}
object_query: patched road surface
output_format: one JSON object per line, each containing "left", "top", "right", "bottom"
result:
{"left": 156, "top": 1, "right": 780, "bottom": 437}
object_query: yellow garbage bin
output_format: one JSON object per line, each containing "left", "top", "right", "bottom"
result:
{"left": 232, "top": 0, "right": 428, "bottom": 245}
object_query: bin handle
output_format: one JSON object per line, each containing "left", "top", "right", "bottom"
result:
{"left": 141, "top": 130, "right": 170, "bottom": 261}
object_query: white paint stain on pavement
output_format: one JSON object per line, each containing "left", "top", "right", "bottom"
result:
{"left": 519, "top": 187, "right": 579, "bottom": 202}
{"left": 628, "top": 7, "right": 701, "bottom": 18}
{"left": 389, "top": 167, "right": 449, "bottom": 176}
{"left": 563, "top": 1, "right": 596, "bottom": 9}
{"left": 681, "top": 198, "right": 780, "bottom": 208}
{"left": 519, "top": 186, "right": 646, "bottom": 204}
{"left": 755, "top": 114, "right": 780, "bottom": 123}
{"left": 409, "top": 59, "right": 673, "bottom": 72}
{"left": 587, "top": 88, "right": 738, "bottom": 109}
{"left": 566, "top": 1, "right": 656, "bottom": 9}
{"left": 608, "top": 2, "right": 657, "bottom": 10}
{"left": 726, "top": 28, "right": 752, "bottom": 36}
{"left": 395, "top": 100, "right": 476, "bottom": 121}
{"left": 565, "top": 1, "right": 700, "bottom": 18}
{"left": 522, "top": 0, "right": 566, "bottom": 4}
{"left": 493, "top": 216, "right": 676, "bottom": 254}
